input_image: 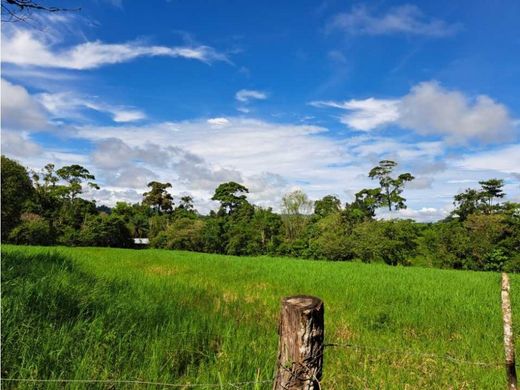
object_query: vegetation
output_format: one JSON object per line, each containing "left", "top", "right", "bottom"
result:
{"left": 1, "top": 154, "right": 519, "bottom": 272}
{"left": 2, "top": 245, "right": 517, "bottom": 388}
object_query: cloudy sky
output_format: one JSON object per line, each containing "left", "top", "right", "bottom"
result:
{"left": 1, "top": 0, "right": 519, "bottom": 221}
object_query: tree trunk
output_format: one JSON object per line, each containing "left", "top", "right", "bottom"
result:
{"left": 273, "top": 296, "right": 324, "bottom": 390}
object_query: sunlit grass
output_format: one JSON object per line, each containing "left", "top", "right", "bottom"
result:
{"left": 2, "top": 245, "right": 516, "bottom": 389}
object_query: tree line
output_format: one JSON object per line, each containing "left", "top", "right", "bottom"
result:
{"left": 2, "top": 154, "right": 519, "bottom": 272}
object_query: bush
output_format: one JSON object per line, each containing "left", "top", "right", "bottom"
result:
{"left": 308, "top": 213, "right": 353, "bottom": 261}
{"left": 352, "top": 220, "right": 418, "bottom": 265}
{"left": 78, "top": 215, "right": 133, "bottom": 248}
{"left": 8, "top": 219, "right": 54, "bottom": 245}
{"left": 151, "top": 218, "right": 205, "bottom": 251}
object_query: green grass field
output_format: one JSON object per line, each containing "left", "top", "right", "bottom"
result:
{"left": 2, "top": 245, "right": 518, "bottom": 389}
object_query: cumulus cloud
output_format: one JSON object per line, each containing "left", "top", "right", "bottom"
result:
{"left": 91, "top": 138, "right": 135, "bottom": 169}
{"left": 1, "top": 131, "right": 43, "bottom": 158}
{"left": 1, "top": 28, "right": 229, "bottom": 70}
{"left": 312, "top": 81, "right": 516, "bottom": 144}
{"left": 1, "top": 78, "right": 48, "bottom": 130}
{"left": 235, "top": 89, "right": 267, "bottom": 103}
{"left": 328, "top": 4, "right": 460, "bottom": 37}
{"left": 399, "top": 81, "right": 513, "bottom": 143}
{"left": 113, "top": 167, "right": 158, "bottom": 188}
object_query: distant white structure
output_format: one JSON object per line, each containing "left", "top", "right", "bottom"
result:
{"left": 133, "top": 238, "right": 150, "bottom": 245}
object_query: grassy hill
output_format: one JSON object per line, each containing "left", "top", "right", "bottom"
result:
{"left": 1, "top": 245, "right": 517, "bottom": 388}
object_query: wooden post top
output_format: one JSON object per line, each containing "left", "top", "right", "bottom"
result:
{"left": 282, "top": 295, "right": 323, "bottom": 310}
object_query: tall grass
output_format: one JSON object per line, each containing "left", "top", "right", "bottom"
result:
{"left": 1, "top": 245, "right": 517, "bottom": 388}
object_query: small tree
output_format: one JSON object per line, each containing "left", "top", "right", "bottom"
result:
{"left": 452, "top": 188, "right": 486, "bottom": 221}
{"left": 281, "top": 190, "right": 313, "bottom": 241}
{"left": 368, "top": 160, "right": 414, "bottom": 211}
{"left": 479, "top": 178, "right": 505, "bottom": 210}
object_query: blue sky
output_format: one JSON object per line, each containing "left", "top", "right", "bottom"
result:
{"left": 2, "top": 0, "right": 519, "bottom": 220}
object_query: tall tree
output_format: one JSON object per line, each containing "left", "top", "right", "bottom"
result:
{"left": 56, "top": 164, "right": 99, "bottom": 200}
{"left": 1, "top": 156, "right": 34, "bottom": 240}
{"left": 143, "top": 181, "right": 174, "bottom": 214}
{"left": 211, "top": 182, "right": 249, "bottom": 215}
{"left": 368, "top": 160, "right": 414, "bottom": 211}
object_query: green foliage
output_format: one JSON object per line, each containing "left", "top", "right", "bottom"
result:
{"left": 56, "top": 164, "right": 99, "bottom": 200}
{"left": 281, "top": 190, "right": 313, "bottom": 241}
{"left": 451, "top": 178, "right": 507, "bottom": 220}
{"left": 309, "top": 212, "right": 352, "bottom": 260}
{"left": 1, "top": 156, "right": 34, "bottom": 240}
{"left": 172, "top": 195, "right": 198, "bottom": 219}
{"left": 1, "top": 156, "right": 517, "bottom": 272}
{"left": 211, "top": 182, "right": 249, "bottom": 215}
{"left": 8, "top": 218, "right": 54, "bottom": 246}
{"left": 151, "top": 218, "right": 205, "bottom": 251}
{"left": 314, "top": 195, "right": 341, "bottom": 218}
{"left": 251, "top": 207, "right": 283, "bottom": 254}
{"left": 78, "top": 214, "right": 133, "bottom": 248}
{"left": 352, "top": 220, "right": 418, "bottom": 265}
{"left": 368, "top": 160, "right": 414, "bottom": 211}
{"left": 143, "top": 181, "right": 174, "bottom": 214}
{"left": 201, "top": 215, "right": 227, "bottom": 253}
{"left": 112, "top": 202, "right": 151, "bottom": 237}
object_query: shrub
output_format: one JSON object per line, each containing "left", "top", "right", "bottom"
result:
{"left": 79, "top": 215, "right": 133, "bottom": 248}
{"left": 151, "top": 218, "right": 205, "bottom": 251}
{"left": 8, "top": 219, "right": 54, "bottom": 245}
{"left": 352, "top": 220, "right": 418, "bottom": 265}
{"left": 308, "top": 213, "right": 353, "bottom": 261}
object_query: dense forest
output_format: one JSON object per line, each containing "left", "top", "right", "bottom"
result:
{"left": 2, "top": 155, "right": 519, "bottom": 272}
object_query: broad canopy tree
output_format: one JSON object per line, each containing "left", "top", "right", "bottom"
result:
{"left": 212, "top": 181, "right": 249, "bottom": 215}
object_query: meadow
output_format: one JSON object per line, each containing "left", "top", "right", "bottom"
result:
{"left": 2, "top": 245, "right": 518, "bottom": 389}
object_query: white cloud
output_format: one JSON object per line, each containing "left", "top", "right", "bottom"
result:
{"left": 38, "top": 91, "right": 146, "bottom": 123}
{"left": 235, "top": 89, "right": 267, "bottom": 103}
{"left": 399, "top": 81, "right": 513, "bottom": 144}
{"left": 457, "top": 144, "right": 520, "bottom": 174}
{"left": 1, "top": 78, "right": 48, "bottom": 130}
{"left": 91, "top": 138, "right": 135, "bottom": 169}
{"left": 312, "top": 81, "right": 516, "bottom": 144}
{"left": 113, "top": 167, "right": 157, "bottom": 188}
{"left": 8, "top": 113, "right": 520, "bottom": 221}
{"left": 207, "top": 117, "right": 230, "bottom": 127}
{"left": 111, "top": 109, "right": 146, "bottom": 123}
{"left": 1, "top": 131, "right": 42, "bottom": 158}
{"left": 328, "top": 4, "right": 460, "bottom": 37}
{"left": 1, "top": 28, "right": 229, "bottom": 70}
{"left": 311, "top": 98, "right": 399, "bottom": 131}
{"left": 378, "top": 206, "right": 449, "bottom": 222}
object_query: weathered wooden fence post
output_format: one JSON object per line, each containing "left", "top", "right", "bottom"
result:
{"left": 273, "top": 295, "right": 324, "bottom": 390}
{"left": 502, "top": 273, "right": 517, "bottom": 390}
